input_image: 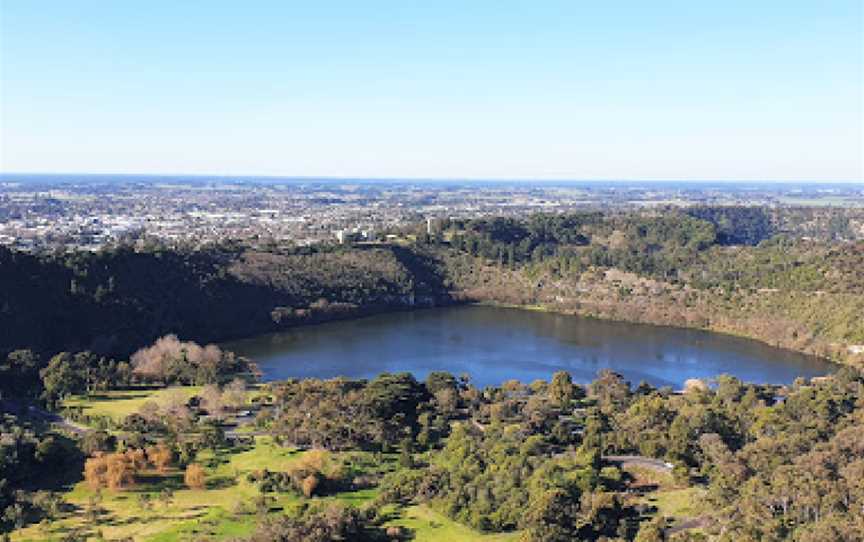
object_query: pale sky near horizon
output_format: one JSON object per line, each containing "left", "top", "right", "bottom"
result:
{"left": 0, "top": 1, "right": 862, "bottom": 181}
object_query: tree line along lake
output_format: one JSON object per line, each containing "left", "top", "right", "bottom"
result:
{"left": 223, "top": 305, "right": 836, "bottom": 389}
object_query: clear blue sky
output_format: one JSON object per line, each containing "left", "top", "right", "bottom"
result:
{"left": 1, "top": 0, "right": 862, "bottom": 180}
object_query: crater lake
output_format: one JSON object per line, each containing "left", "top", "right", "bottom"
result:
{"left": 224, "top": 305, "right": 837, "bottom": 388}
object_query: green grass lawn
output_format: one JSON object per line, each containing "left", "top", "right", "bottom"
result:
{"left": 383, "top": 504, "right": 521, "bottom": 542}
{"left": 63, "top": 384, "right": 270, "bottom": 425}
{"left": 621, "top": 465, "right": 677, "bottom": 490}
{"left": 23, "top": 389, "right": 593, "bottom": 542}
{"left": 63, "top": 386, "right": 203, "bottom": 422}
{"left": 217, "top": 435, "right": 303, "bottom": 473}
{"left": 642, "top": 486, "right": 706, "bottom": 520}
{"left": 12, "top": 473, "right": 261, "bottom": 541}
{"left": 11, "top": 435, "right": 306, "bottom": 542}
{"left": 621, "top": 464, "right": 706, "bottom": 529}
{"left": 13, "top": 434, "right": 410, "bottom": 542}
{"left": 12, "top": 431, "right": 523, "bottom": 542}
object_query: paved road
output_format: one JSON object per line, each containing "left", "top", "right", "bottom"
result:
{"left": 602, "top": 455, "right": 674, "bottom": 473}
{"left": 548, "top": 449, "right": 675, "bottom": 474}
{"left": 667, "top": 516, "right": 711, "bottom": 534}
{"left": 4, "top": 398, "right": 269, "bottom": 440}
{"left": 1, "top": 399, "right": 90, "bottom": 435}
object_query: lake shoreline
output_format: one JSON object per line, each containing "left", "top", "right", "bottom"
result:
{"left": 471, "top": 299, "right": 842, "bottom": 367}
{"left": 225, "top": 304, "right": 837, "bottom": 389}
{"left": 227, "top": 295, "right": 844, "bottom": 371}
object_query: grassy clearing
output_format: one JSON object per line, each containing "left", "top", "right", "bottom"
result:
{"left": 63, "top": 383, "right": 269, "bottom": 425}
{"left": 645, "top": 486, "right": 706, "bottom": 518}
{"left": 12, "top": 473, "right": 259, "bottom": 541}
{"left": 622, "top": 465, "right": 677, "bottom": 490}
{"left": 63, "top": 387, "right": 203, "bottom": 422}
{"left": 622, "top": 465, "right": 706, "bottom": 527}
{"left": 146, "top": 508, "right": 255, "bottom": 542}
{"left": 10, "top": 434, "right": 400, "bottom": 542}
{"left": 22, "top": 390, "right": 681, "bottom": 542}
{"left": 11, "top": 436, "right": 305, "bottom": 542}
{"left": 11, "top": 434, "right": 515, "bottom": 541}
{"left": 383, "top": 504, "right": 520, "bottom": 542}
{"left": 218, "top": 436, "right": 303, "bottom": 473}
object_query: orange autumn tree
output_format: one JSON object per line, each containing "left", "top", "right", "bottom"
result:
{"left": 84, "top": 449, "right": 143, "bottom": 491}
{"left": 84, "top": 454, "right": 108, "bottom": 491}
{"left": 106, "top": 453, "right": 136, "bottom": 490}
{"left": 126, "top": 448, "right": 148, "bottom": 471}
{"left": 286, "top": 449, "right": 345, "bottom": 498}
{"left": 301, "top": 474, "right": 319, "bottom": 498}
{"left": 146, "top": 443, "right": 173, "bottom": 473}
{"left": 184, "top": 464, "right": 206, "bottom": 490}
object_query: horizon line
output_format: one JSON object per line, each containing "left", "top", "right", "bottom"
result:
{"left": 1, "top": 171, "right": 862, "bottom": 184}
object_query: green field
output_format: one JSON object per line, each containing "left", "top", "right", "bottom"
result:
{"left": 15, "top": 389, "right": 523, "bottom": 541}
{"left": 623, "top": 465, "right": 707, "bottom": 528}
{"left": 12, "top": 435, "right": 305, "bottom": 542}
{"left": 383, "top": 504, "right": 520, "bottom": 542}
{"left": 63, "top": 387, "right": 203, "bottom": 422}
{"left": 646, "top": 487, "right": 706, "bottom": 519}
{"left": 18, "top": 388, "right": 712, "bottom": 541}
{"left": 13, "top": 434, "right": 517, "bottom": 542}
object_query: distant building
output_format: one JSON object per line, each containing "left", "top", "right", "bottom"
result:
{"left": 335, "top": 229, "right": 363, "bottom": 244}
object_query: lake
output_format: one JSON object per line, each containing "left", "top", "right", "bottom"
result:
{"left": 224, "top": 305, "right": 837, "bottom": 388}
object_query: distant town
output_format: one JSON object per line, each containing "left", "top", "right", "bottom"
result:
{"left": 1, "top": 174, "right": 862, "bottom": 252}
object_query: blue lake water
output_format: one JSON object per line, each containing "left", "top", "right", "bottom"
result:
{"left": 224, "top": 305, "right": 836, "bottom": 388}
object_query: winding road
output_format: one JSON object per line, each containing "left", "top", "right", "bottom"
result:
{"left": 0, "top": 399, "right": 90, "bottom": 435}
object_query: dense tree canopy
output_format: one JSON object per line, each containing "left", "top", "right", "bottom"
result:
{"left": 1, "top": 206, "right": 863, "bottom": 540}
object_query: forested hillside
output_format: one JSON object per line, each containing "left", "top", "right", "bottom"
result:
{"left": 2, "top": 207, "right": 863, "bottom": 371}
{"left": 436, "top": 208, "right": 864, "bottom": 367}
{"left": 0, "top": 244, "right": 451, "bottom": 360}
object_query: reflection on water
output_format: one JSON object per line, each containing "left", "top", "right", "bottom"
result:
{"left": 224, "top": 305, "right": 836, "bottom": 388}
